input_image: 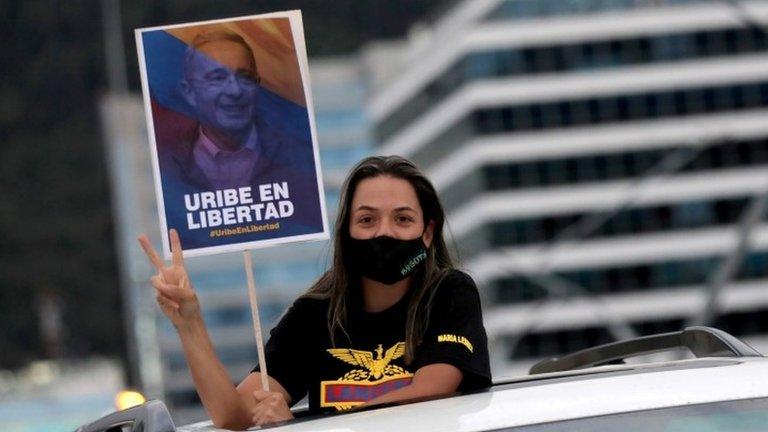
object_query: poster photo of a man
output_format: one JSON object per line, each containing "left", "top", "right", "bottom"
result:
{"left": 136, "top": 11, "right": 328, "bottom": 258}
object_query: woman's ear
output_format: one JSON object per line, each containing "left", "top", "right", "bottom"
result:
{"left": 423, "top": 220, "right": 435, "bottom": 248}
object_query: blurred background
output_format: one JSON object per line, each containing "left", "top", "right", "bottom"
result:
{"left": 4, "top": 0, "right": 768, "bottom": 430}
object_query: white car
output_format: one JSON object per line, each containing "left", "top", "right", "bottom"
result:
{"left": 76, "top": 326, "right": 768, "bottom": 431}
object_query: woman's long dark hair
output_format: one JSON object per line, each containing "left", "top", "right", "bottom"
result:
{"left": 303, "top": 155, "right": 454, "bottom": 363}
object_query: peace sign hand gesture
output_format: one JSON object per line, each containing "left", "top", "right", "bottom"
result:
{"left": 138, "top": 229, "right": 201, "bottom": 329}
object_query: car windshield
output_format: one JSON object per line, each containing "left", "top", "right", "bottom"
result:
{"left": 506, "top": 397, "right": 768, "bottom": 432}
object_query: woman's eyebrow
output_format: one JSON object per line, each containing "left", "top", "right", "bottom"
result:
{"left": 353, "top": 205, "right": 378, "bottom": 212}
{"left": 353, "top": 205, "right": 416, "bottom": 212}
{"left": 394, "top": 206, "right": 417, "bottom": 212}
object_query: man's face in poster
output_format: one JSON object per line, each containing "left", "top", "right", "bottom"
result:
{"left": 182, "top": 38, "right": 259, "bottom": 142}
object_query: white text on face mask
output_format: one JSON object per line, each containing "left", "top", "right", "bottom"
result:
{"left": 400, "top": 250, "right": 427, "bottom": 276}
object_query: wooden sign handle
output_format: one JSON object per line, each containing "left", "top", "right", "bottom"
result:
{"left": 243, "top": 249, "right": 269, "bottom": 392}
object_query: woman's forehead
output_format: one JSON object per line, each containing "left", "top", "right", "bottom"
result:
{"left": 351, "top": 176, "right": 421, "bottom": 212}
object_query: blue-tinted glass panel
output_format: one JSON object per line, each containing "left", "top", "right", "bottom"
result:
{"left": 481, "top": 138, "right": 768, "bottom": 192}
{"left": 493, "top": 251, "right": 768, "bottom": 304}
{"left": 470, "top": 82, "right": 768, "bottom": 136}
{"left": 320, "top": 145, "right": 372, "bottom": 170}
{"left": 376, "top": 26, "right": 768, "bottom": 144}
{"left": 485, "top": 0, "right": 708, "bottom": 22}
{"left": 315, "top": 109, "right": 366, "bottom": 132}
{"left": 487, "top": 197, "right": 748, "bottom": 248}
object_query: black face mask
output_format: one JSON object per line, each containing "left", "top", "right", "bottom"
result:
{"left": 346, "top": 236, "right": 428, "bottom": 285}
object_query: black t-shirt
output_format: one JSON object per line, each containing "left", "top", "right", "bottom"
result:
{"left": 251, "top": 269, "right": 492, "bottom": 413}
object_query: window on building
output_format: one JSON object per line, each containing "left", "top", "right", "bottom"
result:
{"left": 480, "top": 138, "right": 768, "bottom": 194}
{"left": 376, "top": 25, "right": 768, "bottom": 144}
{"left": 492, "top": 251, "right": 768, "bottom": 304}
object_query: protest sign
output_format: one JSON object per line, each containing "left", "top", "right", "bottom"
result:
{"left": 136, "top": 10, "right": 328, "bottom": 258}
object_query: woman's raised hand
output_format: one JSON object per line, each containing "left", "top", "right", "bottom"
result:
{"left": 138, "top": 229, "right": 201, "bottom": 329}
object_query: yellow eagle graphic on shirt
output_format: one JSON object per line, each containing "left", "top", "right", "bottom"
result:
{"left": 321, "top": 342, "right": 413, "bottom": 410}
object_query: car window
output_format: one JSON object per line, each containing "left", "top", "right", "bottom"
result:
{"left": 504, "top": 397, "right": 768, "bottom": 432}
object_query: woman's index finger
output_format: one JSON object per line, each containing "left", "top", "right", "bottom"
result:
{"left": 169, "top": 228, "right": 185, "bottom": 266}
{"left": 138, "top": 234, "right": 165, "bottom": 271}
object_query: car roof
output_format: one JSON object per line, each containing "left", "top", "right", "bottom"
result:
{"left": 177, "top": 356, "right": 768, "bottom": 432}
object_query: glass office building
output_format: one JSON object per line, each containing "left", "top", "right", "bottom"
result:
{"left": 369, "top": 0, "right": 768, "bottom": 375}
{"left": 102, "top": 56, "right": 371, "bottom": 423}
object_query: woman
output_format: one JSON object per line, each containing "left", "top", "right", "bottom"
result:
{"left": 139, "top": 155, "right": 491, "bottom": 429}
